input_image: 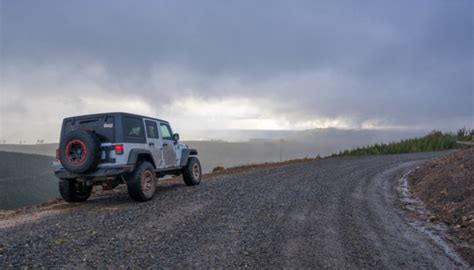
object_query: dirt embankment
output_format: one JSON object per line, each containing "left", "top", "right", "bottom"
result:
{"left": 409, "top": 148, "right": 473, "bottom": 264}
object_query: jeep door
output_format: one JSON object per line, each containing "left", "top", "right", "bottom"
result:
{"left": 159, "top": 122, "right": 177, "bottom": 167}
{"left": 144, "top": 119, "right": 164, "bottom": 168}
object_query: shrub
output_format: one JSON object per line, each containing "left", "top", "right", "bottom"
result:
{"left": 330, "top": 130, "right": 459, "bottom": 157}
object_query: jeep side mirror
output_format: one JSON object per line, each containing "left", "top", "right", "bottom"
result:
{"left": 173, "top": 133, "right": 180, "bottom": 141}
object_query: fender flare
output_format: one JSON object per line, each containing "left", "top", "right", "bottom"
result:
{"left": 127, "top": 149, "right": 155, "bottom": 167}
{"left": 180, "top": 148, "right": 198, "bottom": 167}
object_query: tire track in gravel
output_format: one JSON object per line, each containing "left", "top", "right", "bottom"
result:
{"left": 0, "top": 151, "right": 467, "bottom": 269}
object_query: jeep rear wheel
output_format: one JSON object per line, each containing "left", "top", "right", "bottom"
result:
{"left": 126, "top": 162, "right": 157, "bottom": 202}
{"left": 183, "top": 157, "right": 202, "bottom": 186}
{"left": 59, "top": 178, "right": 93, "bottom": 202}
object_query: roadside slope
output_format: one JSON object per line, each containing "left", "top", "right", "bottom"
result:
{"left": 0, "top": 151, "right": 466, "bottom": 269}
{"left": 409, "top": 148, "right": 473, "bottom": 264}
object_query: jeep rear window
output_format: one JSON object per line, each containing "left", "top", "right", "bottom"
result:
{"left": 62, "top": 116, "right": 115, "bottom": 142}
{"left": 123, "top": 117, "right": 145, "bottom": 143}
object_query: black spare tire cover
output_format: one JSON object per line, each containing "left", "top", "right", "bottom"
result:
{"left": 59, "top": 130, "right": 101, "bottom": 173}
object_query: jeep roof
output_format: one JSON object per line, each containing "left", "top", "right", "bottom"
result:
{"left": 60, "top": 112, "right": 170, "bottom": 144}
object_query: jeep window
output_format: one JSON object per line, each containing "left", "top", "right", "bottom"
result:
{"left": 145, "top": 120, "right": 159, "bottom": 139}
{"left": 159, "top": 123, "right": 173, "bottom": 140}
{"left": 62, "top": 115, "right": 115, "bottom": 142}
{"left": 123, "top": 117, "right": 144, "bottom": 138}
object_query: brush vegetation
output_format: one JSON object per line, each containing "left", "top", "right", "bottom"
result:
{"left": 331, "top": 129, "right": 472, "bottom": 157}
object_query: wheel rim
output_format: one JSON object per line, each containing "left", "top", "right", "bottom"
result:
{"left": 141, "top": 170, "right": 155, "bottom": 194}
{"left": 192, "top": 163, "right": 200, "bottom": 180}
{"left": 65, "top": 139, "right": 87, "bottom": 164}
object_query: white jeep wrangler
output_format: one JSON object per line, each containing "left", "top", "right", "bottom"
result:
{"left": 53, "top": 112, "right": 201, "bottom": 202}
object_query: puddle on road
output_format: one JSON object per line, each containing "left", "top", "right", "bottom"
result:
{"left": 396, "top": 169, "right": 468, "bottom": 267}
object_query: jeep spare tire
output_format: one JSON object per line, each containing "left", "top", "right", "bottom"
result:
{"left": 59, "top": 130, "right": 101, "bottom": 173}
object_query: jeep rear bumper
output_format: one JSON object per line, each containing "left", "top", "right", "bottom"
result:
{"left": 54, "top": 165, "right": 134, "bottom": 179}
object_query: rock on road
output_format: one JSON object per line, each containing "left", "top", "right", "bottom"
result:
{"left": 0, "top": 151, "right": 467, "bottom": 269}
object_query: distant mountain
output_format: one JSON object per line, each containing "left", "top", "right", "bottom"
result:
{"left": 181, "top": 128, "right": 426, "bottom": 145}
{"left": 179, "top": 129, "right": 299, "bottom": 142}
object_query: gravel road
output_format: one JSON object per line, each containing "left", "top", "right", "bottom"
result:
{"left": 0, "top": 151, "right": 467, "bottom": 269}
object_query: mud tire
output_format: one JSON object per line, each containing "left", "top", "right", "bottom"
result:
{"left": 126, "top": 162, "right": 157, "bottom": 202}
{"left": 59, "top": 178, "right": 93, "bottom": 203}
{"left": 183, "top": 157, "right": 202, "bottom": 186}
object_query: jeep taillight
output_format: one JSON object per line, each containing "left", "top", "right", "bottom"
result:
{"left": 56, "top": 148, "right": 60, "bottom": 159}
{"left": 114, "top": 144, "right": 124, "bottom": 155}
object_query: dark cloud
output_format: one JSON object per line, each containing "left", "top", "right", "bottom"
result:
{"left": 1, "top": 0, "right": 473, "bottom": 139}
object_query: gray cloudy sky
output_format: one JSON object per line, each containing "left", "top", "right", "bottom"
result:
{"left": 1, "top": 0, "right": 473, "bottom": 142}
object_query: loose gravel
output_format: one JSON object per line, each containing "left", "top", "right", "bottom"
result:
{"left": 0, "top": 151, "right": 467, "bottom": 269}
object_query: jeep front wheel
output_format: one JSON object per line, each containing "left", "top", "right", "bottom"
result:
{"left": 182, "top": 157, "right": 202, "bottom": 186}
{"left": 126, "top": 162, "right": 157, "bottom": 202}
{"left": 59, "top": 178, "right": 93, "bottom": 202}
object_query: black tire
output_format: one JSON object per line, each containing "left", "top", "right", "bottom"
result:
{"left": 59, "top": 178, "right": 92, "bottom": 203}
{"left": 182, "top": 157, "right": 202, "bottom": 186}
{"left": 59, "top": 130, "right": 101, "bottom": 173}
{"left": 126, "top": 162, "right": 157, "bottom": 202}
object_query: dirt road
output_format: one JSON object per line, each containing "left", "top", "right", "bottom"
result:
{"left": 0, "top": 151, "right": 467, "bottom": 269}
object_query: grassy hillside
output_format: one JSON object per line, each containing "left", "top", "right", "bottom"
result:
{"left": 330, "top": 130, "right": 470, "bottom": 157}
{"left": 0, "top": 151, "right": 59, "bottom": 209}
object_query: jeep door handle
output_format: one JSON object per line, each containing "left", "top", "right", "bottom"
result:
{"left": 163, "top": 143, "right": 168, "bottom": 147}
{"left": 149, "top": 142, "right": 155, "bottom": 146}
